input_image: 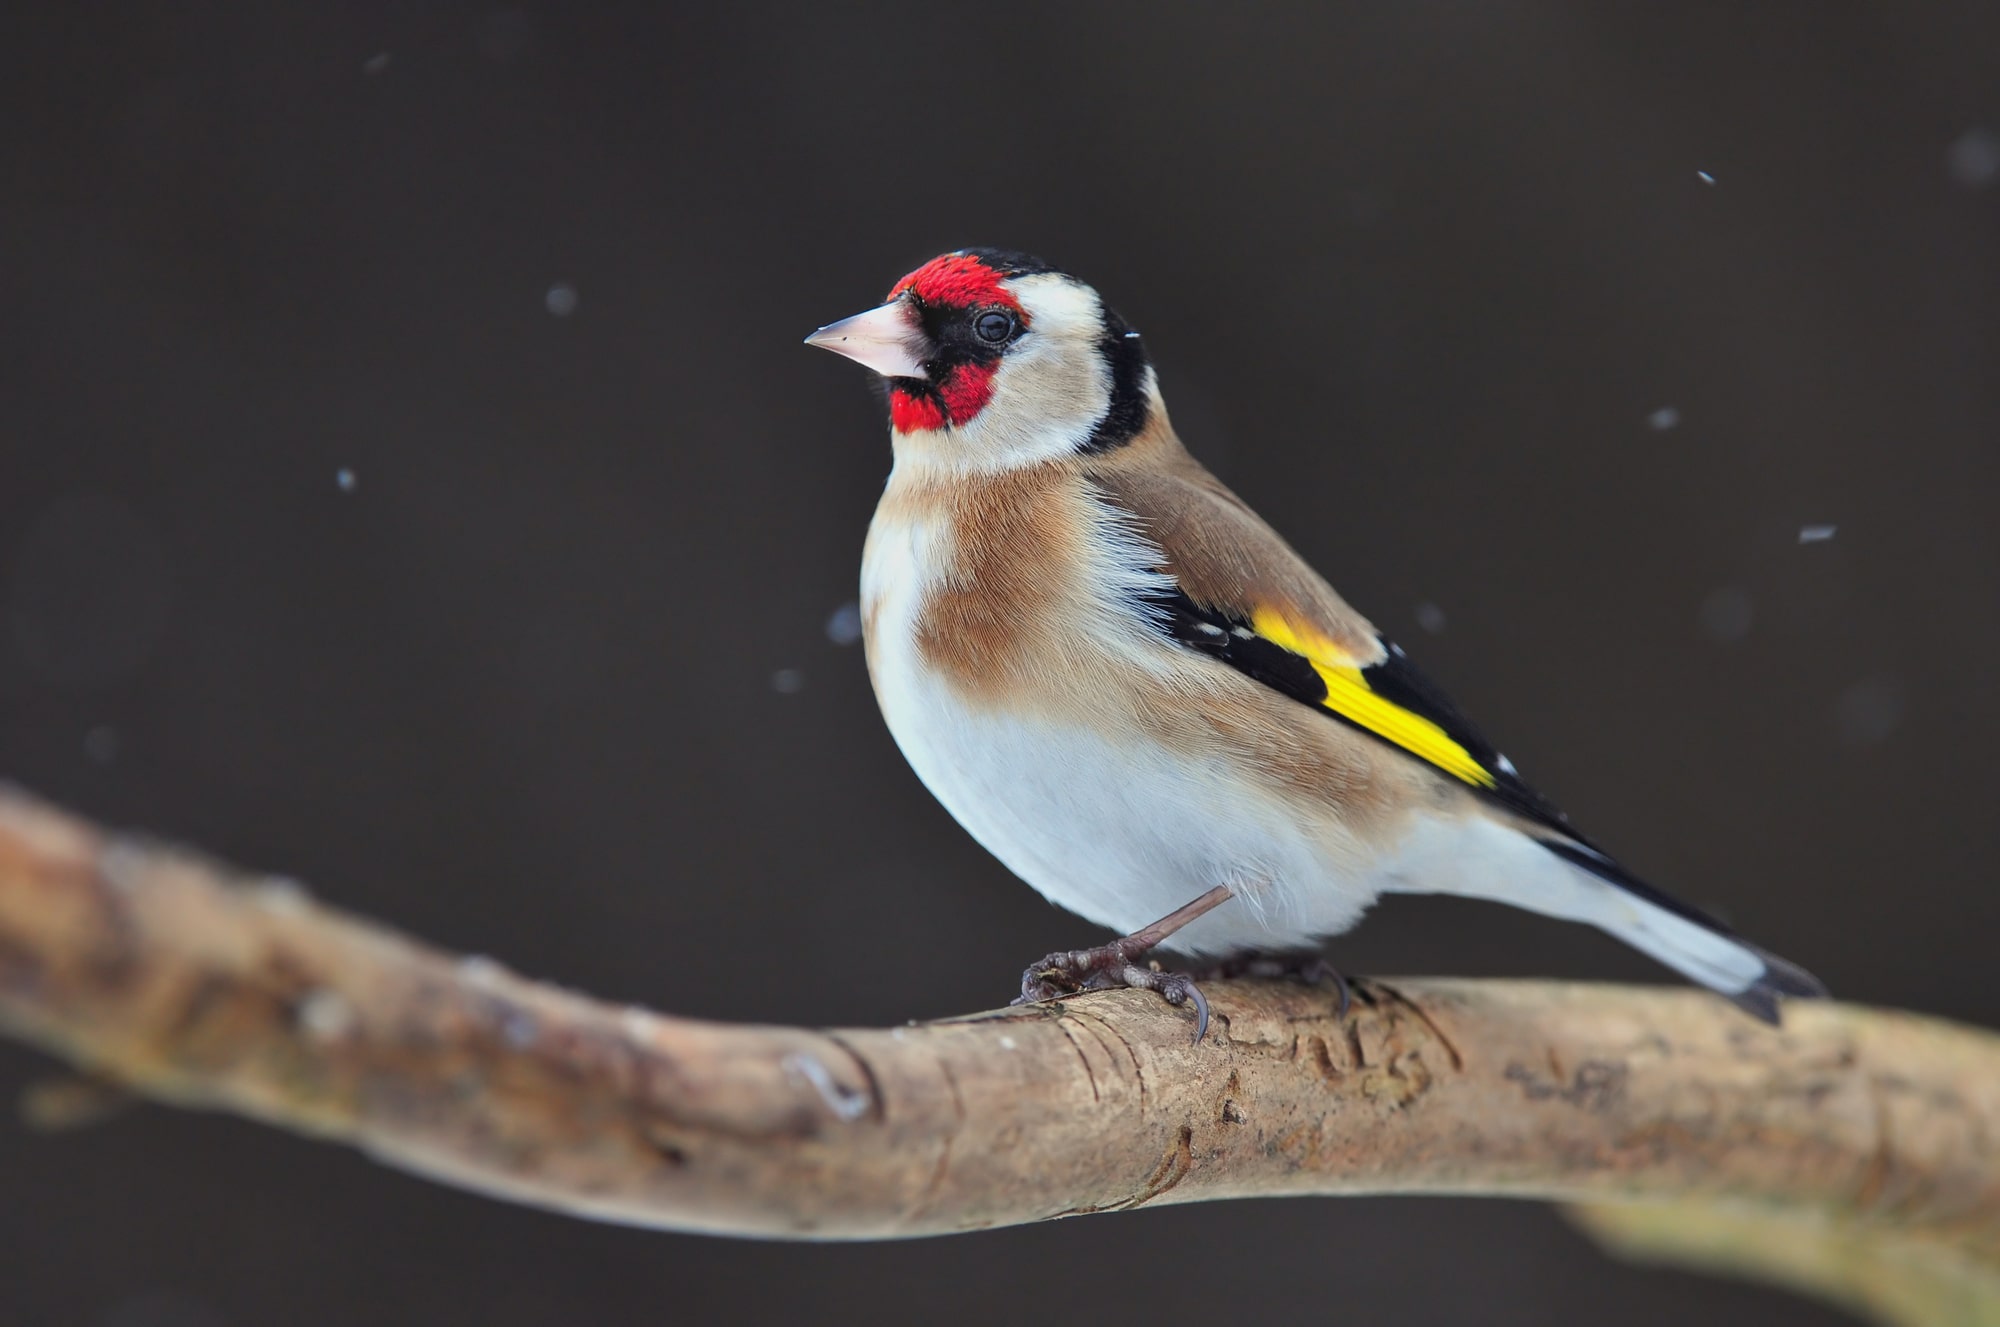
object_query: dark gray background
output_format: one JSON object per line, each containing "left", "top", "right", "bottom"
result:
{"left": 3, "top": 4, "right": 1995, "bottom": 1324}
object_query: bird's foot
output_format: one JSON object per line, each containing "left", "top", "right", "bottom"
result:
{"left": 1017, "top": 954, "right": 1214, "bottom": 1042}
{"left": 1011, "top": 885, "right": 1233, "bottom": 1043}
{"left": 1193, "top": 951, "right": 1352, "bottom": 1019}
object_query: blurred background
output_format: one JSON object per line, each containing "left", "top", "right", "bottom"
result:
{"left": 2, "top": 4, "right": 1996, "bottom": 1324}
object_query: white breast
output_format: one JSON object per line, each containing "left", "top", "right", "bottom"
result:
{"left": 861, "top": 485, "right": 1386, "bottom": 956}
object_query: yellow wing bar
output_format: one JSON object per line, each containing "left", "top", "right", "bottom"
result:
{"left": 1250, "top": 607, "right": 1496, "bottom": 789}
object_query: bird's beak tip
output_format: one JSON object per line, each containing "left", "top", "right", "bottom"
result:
{"left": 803, "top": 301, "right": 931, "bottom": 379}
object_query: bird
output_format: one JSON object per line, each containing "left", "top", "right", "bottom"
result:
{"left": 805, "top": 247, "right": 1827, "bottom": 1039}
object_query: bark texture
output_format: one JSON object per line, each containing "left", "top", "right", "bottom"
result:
{"left": 0, "top": 785, "right": 1994, "bottom": 1321}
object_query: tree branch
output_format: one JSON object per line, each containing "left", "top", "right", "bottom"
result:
{"left": 1, "top": 784, "right": 1995, "bottom": 1321}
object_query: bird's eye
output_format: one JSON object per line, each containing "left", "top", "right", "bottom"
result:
{"left": 974, "top": 310, "right": 1015, "bottom": 344}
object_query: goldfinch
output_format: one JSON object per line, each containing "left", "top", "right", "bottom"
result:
{"left": 807, "top": 248, "right": 1826, "bottom": 1038}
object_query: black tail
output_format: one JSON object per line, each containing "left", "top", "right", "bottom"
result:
{"left": 1723, "top": 948, "right": 1833, "bottom": 1025}
{"left": 1539, "top": 840, "right": 1830, "bottom": 1025}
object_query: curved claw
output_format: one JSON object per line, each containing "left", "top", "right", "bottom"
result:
{"left": 1169, "top": 975, "right": 1212, "bottom": 1044}
{"left": 1294, "top": 955, "right": 1353, "bottom": 1020}
{"left": 1116, "top": 965, "right": 1210, "bottom": 1044}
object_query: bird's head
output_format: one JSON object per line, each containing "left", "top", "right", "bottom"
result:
{"left": 805, "top": 248, "right": 1156, "bottom": 471}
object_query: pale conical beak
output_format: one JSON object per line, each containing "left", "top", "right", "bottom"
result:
{"left": 803, "top": 299, "right": 933, "bottom": 380}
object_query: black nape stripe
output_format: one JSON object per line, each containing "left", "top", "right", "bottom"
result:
{"left": 1080, "top": 302, "right": 1151, "bottom": 454}
{"left": 952, "top": 247, "right": 1149, "bottom": 451}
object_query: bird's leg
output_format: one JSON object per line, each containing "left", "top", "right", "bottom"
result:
{"left": 1192, "top": 950, "right": 1352, "bottom": 1020}
{"left": 1013, "top": 885, "right": 1233, "bottom": 1042}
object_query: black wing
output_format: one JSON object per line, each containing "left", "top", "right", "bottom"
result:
{"left": 1140, "top": 585, "right": 1595, "bottom": 846}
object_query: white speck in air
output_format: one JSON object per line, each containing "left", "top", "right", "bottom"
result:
{"left": 1647, "top": 407, "right": 1681, "bottom": 431}
{"left": 84, "top": 725, "right": 118, "bottom": 763}
{"left": 771, "top": 667, "right": 805, "bottom": 694}
{"left": 1496, "top": 753, "right": 1518, "bottom": 776}
{"left": 545, "top": 282, "right": 579, "bottom": 317}
{"left": 825, "top": 601, "right": 863, "bottom": 646}
{"left": 298, "top": 989, "right": 355, "bottom": 1041}
{"left": 1699, "top": 586, "right": 1755, "bottom": 642}
{"left": 336, "top": 468, "right": 357, "bottom": 492}
{"left": 783, "top": 1052, "right": 870, "bottom": 1121}
{"left": 1414, "top": 602, "right": 1447, "bottom": 634}
{"left": 1798, "top": 524, "right": 1838, "bottom": 545}
{"left": 1696, "top": 170, "right": 1717, "bottom": 186}
{"left": 1836, "top": 678, "right": 1905, "bottom": 747}
{"left": 1947, "top": 129, "right": 2000, "bottom": 189}
{"left": 362, "top": 51, "right": 392, "bottom": 76}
